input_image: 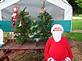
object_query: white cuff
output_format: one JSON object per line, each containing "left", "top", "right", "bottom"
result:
{"left": 65, "top": 57, "right": 71, "bottom": 61}
{"left": 48, "top": 57, "right": 55, "bottom": 61}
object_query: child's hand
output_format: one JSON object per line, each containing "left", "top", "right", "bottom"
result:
{"left": 48, "top": 57, "right": 55, "bottom": 61}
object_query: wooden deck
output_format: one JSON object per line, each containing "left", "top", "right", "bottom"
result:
{"left": 0, "top": 42, "right": 46, "bottom": 61}
{"left": 0, "top": 42, "right": 46, "bottom": 50}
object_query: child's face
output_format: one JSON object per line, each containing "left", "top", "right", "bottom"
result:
{"left": 52, "top": 27, "right": 63, "bottom": 42}
{"left": 51, "top": 24, "right": 64, "bottom": 42}
{"left": 53, "top": 27, "right": 62, "bottom": 31}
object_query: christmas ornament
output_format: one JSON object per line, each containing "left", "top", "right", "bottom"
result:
{"left": 19, "top": 21, "right": 22, "bottom": 27}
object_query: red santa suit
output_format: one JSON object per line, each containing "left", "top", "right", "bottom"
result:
{"left": 44, "top": 24, "right": 73, "bottom": 61}
{"left": 44, "top": 37, "right": 73, "bottom": 61}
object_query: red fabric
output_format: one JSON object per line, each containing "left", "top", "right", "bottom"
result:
{"left": 12, "top": 12, "right": 17, "bottom": 28}
{"left": 44, "top": 37, "right": 73, "bottom": 61}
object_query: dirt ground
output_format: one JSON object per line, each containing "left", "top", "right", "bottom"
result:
{"left": 0, "top": 41, "right": 82, "bottom": 61}
{"left": 72, "top": 41, "right": 82, "bottom": 61}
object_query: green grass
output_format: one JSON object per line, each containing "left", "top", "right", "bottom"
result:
{"left": 74, "top": 15, "right": 82, "bottom": 18}
{"left": 66, "top": 19, "right": 82, "bottom": 41}
{"left": 72, "top": 19, "right": 82, "bottom": 30}
{"left": 64, "top": 32, "right": 82, "bottom": 41}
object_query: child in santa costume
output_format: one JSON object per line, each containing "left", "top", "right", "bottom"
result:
{"left": 44, "top": 24, "right": 73, "bottom": 61}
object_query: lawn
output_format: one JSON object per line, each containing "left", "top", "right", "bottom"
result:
{"left": 72, "top": 19, "right": 82, "bottom": 30}
{"left": 73, "top": 14, "right": 82, "bottom": 17}
{"left": 63, "top": 19, "right": 82, "bottom": 41}
{"left": 64, "top": 32, "right": 82, "bottom": 41}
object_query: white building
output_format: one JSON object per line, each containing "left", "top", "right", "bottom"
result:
{"left": 0, "top": 0, "right": 72, "bottom": 20}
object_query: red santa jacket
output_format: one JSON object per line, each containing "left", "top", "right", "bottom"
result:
{"left": 44, "top": 37, "right": 73, "bottom": 61}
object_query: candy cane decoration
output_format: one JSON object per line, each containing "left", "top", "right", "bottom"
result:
{"left": 12, "top": 7, "right": 18, "bottom": 28}
{"left": 10, "top": 7, "right": 18, "bottom": 43}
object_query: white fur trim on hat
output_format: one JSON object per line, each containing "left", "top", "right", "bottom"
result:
{"left": 51, "top": 24, "right": 64, "bottom": 34}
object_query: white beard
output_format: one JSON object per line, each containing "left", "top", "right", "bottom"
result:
{"left": 52, "top": 31, "right": 62, "bottom": 42}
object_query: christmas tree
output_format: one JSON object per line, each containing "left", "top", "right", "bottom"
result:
{"left": 28, "top": 0, "right": 52, "bottom": 42}
{"left": 14, "top": 7, "right": 52, "bottom": 44}
{"left": 29, "top": 7, "right": 52, "bottom": 41}
{"left": 38, "top": 7, "right": 52, "bottom": 41}
{"left": 14, "top": 8, "right": 32, "bottom": 44}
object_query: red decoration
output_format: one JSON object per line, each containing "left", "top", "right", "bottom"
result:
{"left": 12, "top": 7, "right": 18, "bottom": 28}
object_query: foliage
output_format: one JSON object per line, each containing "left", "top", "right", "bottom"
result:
{"left": 37, "top": 8, "right": 52, "bottom": 40}
{"left": 14, "top": 8, "right": 32, "bottom": 44}
{"left": 27, "top": 0, "right": 52, "bottom": 41}
{"left": 28, "top": 20, "right": 41, "bottom": 41}
{"left": 28, "top": 8, "right": 52, "bottom": 41}
{"left": 69, "top": 0, "right": 82, "bottom": 14}
{"left": 14, "top": 7, "right": 52, "bottom": 44}
{"left": 75, "top": 0, "right": 82, "bottom": 8}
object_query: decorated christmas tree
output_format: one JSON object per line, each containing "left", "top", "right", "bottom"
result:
{"left": 38, "top": 7, "right": 52, "bottom": 40}
{"left": 14, "top": 8, "right": 32, "bottom": 44}
{"left": 27, "top": 0, "right": 52, "bottom": 42}
{"left": 14, "top": 7, "right": 52, "bottom": 44}
{"left": 28, "top": 7, "right": 52, "bottom": 41}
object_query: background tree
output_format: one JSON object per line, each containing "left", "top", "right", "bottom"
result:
{"left": 69, "top": 0, "right": 82, "bottom": 14}
{"left": 75, "top": 0, "right": 82, "bottom": 8}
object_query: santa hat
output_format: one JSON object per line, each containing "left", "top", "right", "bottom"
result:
{"left": 51, "top": 24, "right": 64, "bottom": 34}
